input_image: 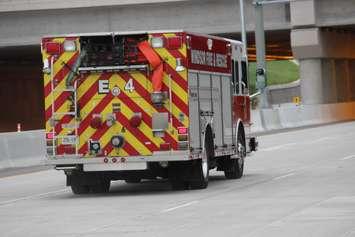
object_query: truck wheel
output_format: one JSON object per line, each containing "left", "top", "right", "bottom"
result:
{"left": 224, "top": 128, "right": 245, "bottom": 179}
{"left": 224, "top": 158, "right": 244, "bottom": 179}
{"left": 90, "top": 179, "right": 110, "bottom": 193}
{"left": 71, "top": 184, "right": 89, "bottom": 195}
{"left": 190, "top": 129, "right": 213, "bottom": 189}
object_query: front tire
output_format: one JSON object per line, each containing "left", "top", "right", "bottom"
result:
{"left": 224, "top": 128, "right": 245, "bottom": 179}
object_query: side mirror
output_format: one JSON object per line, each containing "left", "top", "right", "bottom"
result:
{"left": 256, "top": 68, "right": 265, "bottom": 76}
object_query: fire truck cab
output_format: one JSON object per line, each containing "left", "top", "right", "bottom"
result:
{"left": 41, "top": 30, "right": 257, "bottom": 193}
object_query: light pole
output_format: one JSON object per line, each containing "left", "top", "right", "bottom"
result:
{"left": 239, "top": 0, "right": 247, "bottom": 54}
{"left": 253, "top": 0, "right": 291, "bottom": 108}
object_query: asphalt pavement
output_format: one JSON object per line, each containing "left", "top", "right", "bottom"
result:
{"left": 1, "top": 121, "right": 355, "bottom": 237}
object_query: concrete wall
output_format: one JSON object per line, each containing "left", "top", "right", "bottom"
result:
{"left": 290, "top": 0, "right": 355, "bottom": 105}
{"left": 0, "top": 0, "right": 187, "bottom": 12}
{"left": 0, "top": 0, "right": 291, "bottom": 47}
{"left": 0, "top": 64, "right": 44, "bottom": 132}
{"left": 268, "top": 80, "right": 300, "bottom": 105}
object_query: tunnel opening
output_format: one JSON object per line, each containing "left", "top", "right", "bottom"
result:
{"left": 0, "top": 45, "right": 43, "bottom": 132}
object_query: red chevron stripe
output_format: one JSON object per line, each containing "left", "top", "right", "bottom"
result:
{"left": 160, "top": 83, "right": 188, "bottom": 117}
{"left": 43, "top": 52, "right": 79, "bottom": 98}
{"left": 54, "top": 73, "right": 111, "bottom": 138}
{"left": 103, "top": 137, "right": 139, "bottom": 157}
{"left": 44, "top": 52, "right": 80, "bottom": 125}
{"left": 77, "top": 94, "right": 114, "bottom": 155}
{"left": 77, "top": 73, "right": 113, "bottom": 135}
{"left": 119, "top": 72, "right": 181, "bottom": 145}
{"left": 164, "top": 63, "right": 188, "bottom": 92}
{"left": 120, "top": 72, "right": 185, "bottom": 127}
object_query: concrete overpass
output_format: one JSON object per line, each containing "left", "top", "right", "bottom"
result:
{"left": 0, "top": 0, "right": 354, "bottom": 132}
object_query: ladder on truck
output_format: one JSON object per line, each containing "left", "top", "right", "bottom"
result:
{"left": 46, "top": 57, "right": 79, "bottom": 157}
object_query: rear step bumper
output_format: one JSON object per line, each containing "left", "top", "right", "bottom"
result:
{"left": 45, "top": 150, "right": 192, "bottom": 166}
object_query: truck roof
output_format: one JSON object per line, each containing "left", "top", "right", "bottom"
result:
{"left": 42, "top": 30, "right": 242, "bottom": 44}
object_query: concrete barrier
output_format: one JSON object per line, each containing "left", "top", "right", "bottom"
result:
{"left": 251, "top": 101, "right": 355, "bottom": 133}
{"left": 0, "top": 101, "right": 355, "bottom": 170}
{"left": 0, "top": 130, "right": 45, "bottom": 170}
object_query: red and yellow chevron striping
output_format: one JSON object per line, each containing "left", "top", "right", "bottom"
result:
{"left": 42, "top": 32, "right": 188, "bottom": 157}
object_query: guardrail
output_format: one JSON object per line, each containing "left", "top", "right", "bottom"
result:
{"left": 1, "top": 101, "right": 355, "bottom": 170}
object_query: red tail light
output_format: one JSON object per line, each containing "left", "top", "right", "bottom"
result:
{"left": 46, "top": 132, "right": 54, "bottom": 139}
{"left": 45, "top": 42, "right": 61, "bottom": 55}
{"left": 177, "top": 127, "right": 188, "bottom": 134}
{"left": 167, "top": 36, "right": 182, "bottom": 50}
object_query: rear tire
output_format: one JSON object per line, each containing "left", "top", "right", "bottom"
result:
{"left": 90, "top": 179, "right": 110, "bottom": 193}
{"left": 71, "top": 184, "right": 89, "bottom": 195}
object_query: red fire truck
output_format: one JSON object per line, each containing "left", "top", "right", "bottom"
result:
{"left": 41, "top": 30, "right": 257, "bottom": 194}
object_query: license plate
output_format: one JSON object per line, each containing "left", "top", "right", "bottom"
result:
{"left": 62, "top": 136, "right": 76, "bottom": 145}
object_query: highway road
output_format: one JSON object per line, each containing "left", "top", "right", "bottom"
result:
{"left": 1, "top": 121, "right": 355, "bottom": 237}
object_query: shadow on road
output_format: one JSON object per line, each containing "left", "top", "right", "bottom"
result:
{"left": 54, "top": 172, "right": 264, "bottom": 199}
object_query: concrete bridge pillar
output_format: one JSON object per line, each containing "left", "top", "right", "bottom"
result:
{"left": 290, "top": 0, "right": 355, "bottom": 104}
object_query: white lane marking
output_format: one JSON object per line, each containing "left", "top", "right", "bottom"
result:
{"left": 0, "top": 188, "right": 69, "bottom": 207}
{"left": 341, "top": 155, "right": 355, "bottom": 160}
{"left": 161, "top": 201, "right": 199, "bottom": 213}
{"left": 273, "top": 172, "right": 296, "bottom": 180}
{"left": 307, "top": 136, "right": 335, "bottom": 144}
{"left": 259, "top": 142, "right": 297, "bottom": 152}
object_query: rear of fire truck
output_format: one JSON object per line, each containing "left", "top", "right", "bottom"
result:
{"left": 41, "top": 31, "right": 256, "bottom": 194}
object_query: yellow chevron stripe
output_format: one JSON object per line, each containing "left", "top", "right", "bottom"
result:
{"left": 162, "top": 72, "right": 188, "bottom": 104}
{"left": 179, "top": 43, "right": 187, "bottom": 58}
{"left": 91, "top": 97, "right": 151, "bottom": 156}
{"left": 46, "top": 73, "right": 101, "bottom": 134}
{"left": 154, "top": 47, "right": 187, "bottom": 81}
{"left": 129, "top": 72, "right": 188, "bottom": 129}
{"left": 111, "top": 74, "right": 165, "bottom": 146}
{"left": 163, "top": 33, "right": 176, "bottom": 38}
{"left": 118, "top": 100, "right": 164, "bottom": 148}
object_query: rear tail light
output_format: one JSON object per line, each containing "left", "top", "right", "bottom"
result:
{"left": 177, "top": 127, "right": 188, "bottom": 134}
{"left": 46, "top": 132, "right": 54, "bottom": 139}
{"left": 45, "top": 42, "right": 61, "bottom": 55}
{"left": 177, "top": 127, "right": 188, "bottom": 150}
{"left": 166, "top": 36, "right": 182, "bottom": 49}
